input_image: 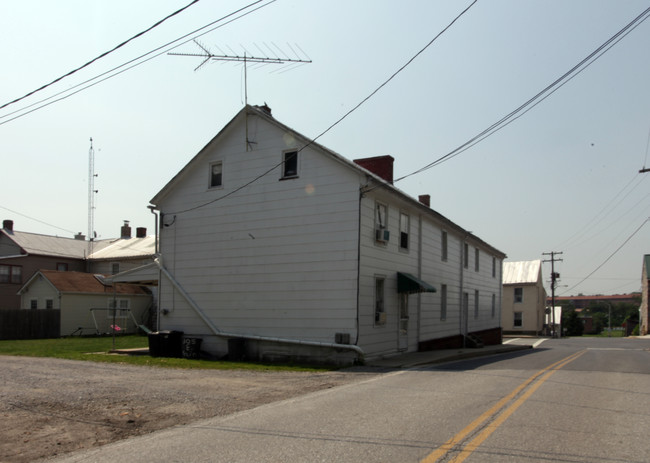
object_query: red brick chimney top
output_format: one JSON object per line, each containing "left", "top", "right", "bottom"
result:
{"left": 353, "top": 155, "right": 394, "bottom": 184}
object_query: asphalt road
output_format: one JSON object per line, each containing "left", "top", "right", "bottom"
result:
{"left": 46, "top": 337, "right": 650, "bottom": 463}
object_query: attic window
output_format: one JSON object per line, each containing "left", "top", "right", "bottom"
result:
{"left": 282, "top": 151, "right": 298, "bottom": 178}
{"left": 209, "top": 161, "right": 223, "bottom": 188}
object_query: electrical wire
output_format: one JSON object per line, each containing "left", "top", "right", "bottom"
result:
{"left": 391, "top": 4, "right": 650, "bottom": 184}
{"left": 554, "top": 173, "right": 647, "bottom": 250}
{"left": 298, "top": 0, "right": 478, "bottom": 156}
{"left": 560, "top": 217, "right": 649, "bottom": 295}
{"left": 0, "top": 0, "right": 274, "bottom": 126}
{"left": 0, "top": 0, "right": 201, "bottom": 111}
{"left": 165, "top": 0, "right": 479, "bottom": 215}
{"left": 0, "top": 205, "right": 77, "bottom": 235}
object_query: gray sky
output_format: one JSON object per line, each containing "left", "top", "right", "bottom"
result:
{"left": 1, "top": 0, "right": 649, "bottom": 296}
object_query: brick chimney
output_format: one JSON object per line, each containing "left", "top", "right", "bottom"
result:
{"left": 136, "top": 227, "right": 147, "bottom": 238}
{"left": 2, "top": 219, "right": 13, "bottom": 232}
{"left": 353, "top": 155, "right": 394, "bottom": 184}
{"left": 418, "top": 195, "right": 431, "bottom": 207}
{"left": 121, "top": 220, "right": 132, "bottom": 239}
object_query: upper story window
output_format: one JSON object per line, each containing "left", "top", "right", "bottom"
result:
{"left": 56, "top": 263, "right": 68, "bottom": 271}
{"left": 111, "top": 263, "right": 120, "bottom": 275}
{"left": 514, "top": 287, "right": 523, "bottom": 303}
{"left": 399, "top": 212, "right": 409, "bottom": 250}
{"left": 441, "top": 231, "right": 448, "bottom": 261}
{"left": 282, "top": 150, "right": 298, "bottom": 178}
{"left": 492, "top": 257, "right": 496, "bottom": 278}
{"left": 376, "top": 203, "right": 387, "bottom": 229}
{"left": 463, "top": 242, "right": 469, "bottom": 269}
{"left": 475, "top": 247, "right": 480, "bottom": 272}
{"left": 0, "top": 264, "right": 22, "bottom": 284}
{"left": 209, "top": 161, "right": 223, "bottom": 188}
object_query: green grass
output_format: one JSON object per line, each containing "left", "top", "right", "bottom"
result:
{"left": 0, "top": 335, "right": 330, "bottom": 372}
{"left": 582, "top": 329, "right": 625, "bottom": 338}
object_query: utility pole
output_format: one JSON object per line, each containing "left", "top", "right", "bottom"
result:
{"left": 542, "top": 251, "right": 563, "bottom": 337}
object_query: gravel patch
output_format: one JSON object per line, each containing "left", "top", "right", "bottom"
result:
{"left": 0, "top": 355, "right": 380, "bottom": 462}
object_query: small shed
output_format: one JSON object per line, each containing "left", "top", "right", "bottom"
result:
{"left": 18, "top": 270, "right": 152, "bottom": 336}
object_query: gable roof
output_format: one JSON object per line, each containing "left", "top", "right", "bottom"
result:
{"left": 150, "top": 105, "right": 506, "bottom": 258}
{"left": 19, "top": 270, "right": 149, "bottom": 296}
{"left": 503, "top": 260, "right": 542, "bottom": 285}
{"left": 1, "top": 229, "right": 112, "bottom": 259}
{"left": 88, "top": 236, "right": 156, "bottom": 260}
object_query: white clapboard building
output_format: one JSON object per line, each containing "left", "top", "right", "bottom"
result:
{"left": 149, "top": 105, "right": 506, "bottom": 365}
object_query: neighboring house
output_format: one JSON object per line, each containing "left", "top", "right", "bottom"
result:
{"left": 87, "top": 221, "right": 156, "bottom": 276}
{"left": 641, "top": 255, "right": 650, "bottom": 335}
{"left": 0, "top": 219, "right": 89, "bottom": 310}
{"left": 502, "top": 260, "right": 547, "bottom": 335}
{"left": 17, "top": 270, "right": 151, "bottom": 336}
{"left": 148, "top": 105, "right": 506, "bottom": 365}
{"left": 1, "top": 218, "right": 156, "bottom": 312}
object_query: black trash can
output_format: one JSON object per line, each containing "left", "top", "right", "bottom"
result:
{"left": 182, "top": 337, "right": 203, "bottom": 359}
{"left": 149, "top": 330, "right": 183, "bottom": 358}
{"left": 228, "top": 337, "right": 246, "bottom": 361}
{"left": 148, "top": 332, "right": 163, "bottom": 357}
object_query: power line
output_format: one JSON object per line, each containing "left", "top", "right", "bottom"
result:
{"left": 300, "top": 0, "right": 478, "bottom": 155}
{"left": 0, "top": 0, "right": 201, "bottom": 111}
{"left": 393, "top": 4, "right": 650, "bottom": 184}
{"left": 0, "top": 0, "right": 274, "bottom": 126}
{"left": 553, "top": 173, "right": 645, "bottom": 250}
{"left": 561, "top": 217, "right": 650, "bottom": 295}
{"left": 0, "top": 205, "right": 77, "bottom": 235}
{"left": 166, "top": 0, "right": 479, "bottom": 216}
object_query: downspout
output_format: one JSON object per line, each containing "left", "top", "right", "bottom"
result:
{"left": 148, "top": 206, "right": 161, "bottom": 331}
{"left": 356, "top": 186, "right": 363, "bottom": 346}
{"left": 417, "top": 213, "right": 422, "bottom": 347}
{"left": 157, "top": 262, "right": 365, "bottom": 361}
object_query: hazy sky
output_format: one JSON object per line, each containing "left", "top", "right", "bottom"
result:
{"left": 1, "top": 1, "right": 649, "bottom": 296}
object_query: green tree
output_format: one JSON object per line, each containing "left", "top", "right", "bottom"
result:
{"left": 564, "top": 310, "right": 583, "bottom": 336}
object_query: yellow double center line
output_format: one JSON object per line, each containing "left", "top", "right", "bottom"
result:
{"left": 421, "top": 349, "right": 586, "bottom": 463}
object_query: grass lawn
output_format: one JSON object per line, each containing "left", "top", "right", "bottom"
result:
{"left": 0, "top": 335, "right": 329, "bottom": 371}
{"left": 582, "top": 330, "right": 625, "bottom": 338}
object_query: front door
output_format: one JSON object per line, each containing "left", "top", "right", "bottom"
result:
{"left": 398, "top": 293, "right": 409, "bottom": 350}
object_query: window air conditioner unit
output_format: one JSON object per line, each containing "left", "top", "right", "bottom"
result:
{"left": 375, "top": 228, "right": 390, "bottom": 242}
{"left": 376, "top": 312, "right": 387, "bottom": 325}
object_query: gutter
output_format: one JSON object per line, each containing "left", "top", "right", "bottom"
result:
{"left": 157, "top": 262, "right": 365, "bottom": 362}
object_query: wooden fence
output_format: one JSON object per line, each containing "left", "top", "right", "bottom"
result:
{"left": 0, "top": 309, "right": 60, "bottom": 340}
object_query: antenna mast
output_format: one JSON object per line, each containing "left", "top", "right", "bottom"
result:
{"left": 169, "top": 41, "right": 311, "bottom": 151}
{"left": 169, "top": 40, "right": 312, "bottom": 105}
{"left": 87, "top": 137, "right": 98, "bottom": 252}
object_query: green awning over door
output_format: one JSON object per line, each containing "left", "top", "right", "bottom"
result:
{"left": 397, "top": 272, "right": 437, "bottom": 294}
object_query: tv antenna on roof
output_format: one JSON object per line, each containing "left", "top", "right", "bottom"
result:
{"left": 168, "top": 40, "right": 311, "bottom": 105}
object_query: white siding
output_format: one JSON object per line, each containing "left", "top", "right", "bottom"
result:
{"left": 157, "top": 112, "right": 362, "bottom": 346}
{"left": 358, "top": 191, "right": 504, "bottom": 357}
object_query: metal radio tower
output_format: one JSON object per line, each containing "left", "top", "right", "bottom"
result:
{"left": 87, "top": 137, "right": 98, "bottom": 252}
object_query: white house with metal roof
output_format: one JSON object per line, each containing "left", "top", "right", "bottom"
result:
{"left": 502, "top": 259, "right": 547, "bottom": 335}
{"left": 148, "top": 105, "right": 506, "bottom": 365}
